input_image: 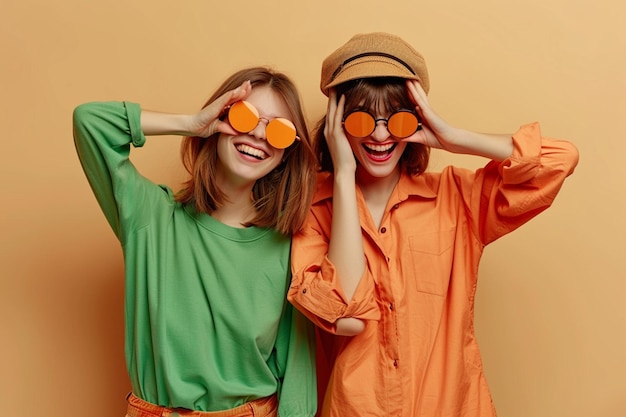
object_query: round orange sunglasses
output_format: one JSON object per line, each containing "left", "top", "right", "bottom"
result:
{"left": 227, "top": 101, "right": 299, "bottom": 149}
{"left": 342, "top": 109, "right": 422, "bottom": 139}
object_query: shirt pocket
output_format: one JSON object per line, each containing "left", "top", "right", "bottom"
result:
{"left": 408, "top": 228, "right": 456, "bottom": 296}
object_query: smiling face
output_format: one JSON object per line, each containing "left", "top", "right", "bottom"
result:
{"left": 216, "top": 85, "right": 288, "bottom": 188}
{"left": 346, "top": 107, "right": 409, "bottom": 182}
{"left": 340, "top": 79, "right": 414, "bottom": 183}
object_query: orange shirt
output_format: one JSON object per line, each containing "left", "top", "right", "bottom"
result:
{"left": 288, "top": 123, "right": 579, "bottom": 417}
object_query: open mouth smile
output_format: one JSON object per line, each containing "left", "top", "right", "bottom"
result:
{"left": 362, "top": 142, "right": 397, "bottom": 161}
{"left": 235, "top": 143, "right": 268, "bottom": 161}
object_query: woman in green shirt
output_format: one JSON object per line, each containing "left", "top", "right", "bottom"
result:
{"left": 73, "top": 67, "right": 317, "bottom": 417}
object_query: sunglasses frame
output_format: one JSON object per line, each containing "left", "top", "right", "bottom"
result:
{"left": 342, "top": 109, "right": 422, "bottom": 139}
{"left": 226, "top": 101, "right": 299, "bottom": 149}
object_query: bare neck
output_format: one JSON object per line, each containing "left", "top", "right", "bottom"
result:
{"left": 356, "top": 167, "right": 401, "bottom": 229}
{"left": 211, "top": 182, "right": 256, "bottom": 228}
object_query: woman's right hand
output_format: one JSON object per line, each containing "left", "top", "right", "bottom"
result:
{"left": 187, "top": 80, "right": 252, "bottom": 138}
{"left": 325, "top": 90, "right": 357, "bottom": 174}
{"left": 141, "top": 81, "right": 253, "bottom": 138}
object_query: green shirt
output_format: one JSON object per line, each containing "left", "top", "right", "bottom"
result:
{"left": 73, "top": 101, "right": 316, "bottom": 416}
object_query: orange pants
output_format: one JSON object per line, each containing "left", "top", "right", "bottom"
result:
{"left": 125, "top": 393, "right": 278, "bottom": 417}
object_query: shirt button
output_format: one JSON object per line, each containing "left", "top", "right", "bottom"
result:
{"left": 389, "top": 303, "right": 394, "bottom": 311}
{"left": 380, "top": 227, "right": 387, "bottom": 233}
{"left": 393, "top": 359, "right": 398, "bottom": 367}
{"left": 393, "top": 204, "right": 399, "bottom": 210}
{"left": 302, "top": 288, "right": 307, "bottom": 294}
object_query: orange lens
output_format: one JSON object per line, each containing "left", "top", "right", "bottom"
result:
{"left": 343, "top": 111, "right": 376, "bottom": 137}
{"left": 228, "top": 101, "right": 259, "bottom": 133}
{"left": 266, "top": 118, "right": 297, "bottom": 149}
{"left": 387, "top": 111, "right": 420, "bottom": 138}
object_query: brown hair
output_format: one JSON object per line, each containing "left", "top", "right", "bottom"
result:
{"left": 315, "top": 77, "right": 430, "bottom": 176}
{"left": 176, "top": 67, "right": 317, "bottom": 235}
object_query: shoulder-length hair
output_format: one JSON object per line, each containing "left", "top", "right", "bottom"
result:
{"left": 315, "top": 77, "right": 430, "bottom": 176}
{"left": 176, "top": 66, "right": 317, "bottom": 235}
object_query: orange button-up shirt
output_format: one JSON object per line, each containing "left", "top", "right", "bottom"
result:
{"left": 288, "top": 123, "right": 579, "bottom": 417}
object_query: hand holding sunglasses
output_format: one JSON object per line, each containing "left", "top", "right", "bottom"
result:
{"left": 227, "top": 101, "right": 300, "bottom": 149}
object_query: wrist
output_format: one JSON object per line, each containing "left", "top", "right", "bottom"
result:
{"left": 333, "top": 168, "right": 356, "bottom": 184}
{"left": 141, "top": 110, "right": 194, "bottom": 136}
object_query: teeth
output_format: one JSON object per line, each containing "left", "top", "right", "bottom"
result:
{"left": 236, "top": 144, "right": 267, "bottom": 160}
{"left": 364, "top": 143, "right": 394, "bottom": 152}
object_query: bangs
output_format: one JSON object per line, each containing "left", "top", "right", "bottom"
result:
{"left": 317, "top": 76, "right": 431, "bottom": 176}
{"left": 338, "top": 78, "right": 413, "bottom": 114}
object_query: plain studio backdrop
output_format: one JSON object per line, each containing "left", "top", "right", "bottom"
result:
{"left": 1, "top": 1, "right": 624, "bottom": 416}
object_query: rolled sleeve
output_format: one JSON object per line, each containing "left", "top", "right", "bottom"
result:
{"left": 500, "top": 122, "right": 578, "bottom": 184}
{"left": 291, "top": 256, "right": 379, "bottom": 324}
{"left": 289, "top": 216, "right": 380, "bottom": 333}
{"left": 468, "top": 122, "right": 579, "bottom": 244}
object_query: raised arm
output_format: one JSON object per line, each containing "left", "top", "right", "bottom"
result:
{"left": 324, "top": 91, "right": 367, "bottom": 336}
{"left": 406, "top": 80, "right": 514, "bottom": 161}
{"left": 140, "top": 80, "right": 252, "bottom": 137}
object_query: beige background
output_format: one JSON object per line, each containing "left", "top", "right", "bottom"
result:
{"left": 2, "top": 0, "right": 625, "bottom": 416}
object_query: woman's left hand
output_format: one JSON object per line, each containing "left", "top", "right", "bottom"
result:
{"left": 404, "top": 80, "right": 514, "bottom": 160}
{"left": 403, "top": 80, "right": 463, "bottom": 152}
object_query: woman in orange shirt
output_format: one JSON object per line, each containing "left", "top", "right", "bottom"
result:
{"left": 288, "top": 32, "right": 579, "bottom": 417}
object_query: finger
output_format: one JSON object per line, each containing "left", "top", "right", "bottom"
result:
{"left": 407, "top": 80, "right": 438, "bottom": 131}
{"left": 325, "top": 90, "right": 338, "bottom": 137}
{"left": 401, "top": 128, "right": 427, "bottom": 144}
{"left": 333, "top": 94, "right": 346, "bottom": 133}
{"left": 205, "top": 119, "right": 221, "bottom": 137}
{"left": 327, "top": 90, "right": 338, "bottom": 121}
{"left": 232, "top": 80, "right": 252, "bottom": 102}
{"left": 202, "top": 81, "right": 251, "bottom": 132}
{"left": 211, "top": 81, "right": 252, "bottom": 115}
{"left": 217, "top": 121, "right": 238, "bottom": 136}
{"left": 406, "top": 80, "right": 428, "bottom": 108}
